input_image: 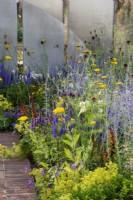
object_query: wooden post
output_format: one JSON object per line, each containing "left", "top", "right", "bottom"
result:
{"left": 63, "top": 0, "right": 69, "bottom": 64}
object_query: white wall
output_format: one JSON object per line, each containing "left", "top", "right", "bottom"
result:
{"left": 0, "top": 0, "right": 17, "bottom": 69}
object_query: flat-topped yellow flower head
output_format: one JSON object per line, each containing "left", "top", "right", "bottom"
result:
{"left": 18, "top": 116, "right": 28, "bottom": 121}
{"left": 101, "top": 76, "right": 107, "bottom": 79}
{"left": 115, "top": 82, "right": 123, "bottom": 85}
{"left": 111, "top": 61, "right": 118, "bottom": 65}
{"left": 53, "top": 107, "right": 65, "bottom": 115}
{"left": 89, "top": 121, "right": 96, "bottom": 125}
{"left": 5, "top": 56, "right": 12, "bottom": 60}
{"left": 94, "top": 68, "right": 101, "bottom": 72}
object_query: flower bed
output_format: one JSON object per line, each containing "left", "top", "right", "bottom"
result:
{"left": 0, "top": 45, "right": 133, "bottom": 199}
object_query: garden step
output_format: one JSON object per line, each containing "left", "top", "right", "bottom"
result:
{"left": 0, "top": 132, "right": 38, "bottom": 200}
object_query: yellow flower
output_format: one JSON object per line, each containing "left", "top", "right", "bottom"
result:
{"left": 75, "top": 44, "right": 81, "bottom": 47}
{"left": 58, "top": 118, "right": 65, "bottom": 122}
{"left": 115, "top": 82, "right": 123, "bottom": 85}
{"left": 18, "top": 116, "right": 28, "bottom": 121}
{"left": 0, "top": 77, "right": 3, "bottom": 81}
{"left": 77, "top": 60, "right": 82, "bottom": 64}
{"left": 5, "top": 56, "right": 12, "bottom": 60}
{"left": 70, "top": 118, "right": 75, "bottom": 122}
{"left": 98, "top": 82, "right": 103, "bottom": 85}
{"left": 113, "top": 58, "right": 117, "bottom": 61}
{"left": 111, "top": 61, "right": 118, "bottom": 65}
{"left": 97, "top": 74, "right": 101, "bottom": 77}
{"left": 89, "top": 121, "right": 96, "bottom": 125}
{"left": 101, "top": 76, "right": 107, "bottom": 79}
{"left": 99, "top": 84, "right": 106, "bottom": 89}
{"left": 31, "top": 84, "right": 36, "bottom": 88}
{"left": 4, "top": 43, "right": 10, "bottom": 49}
{"left": 76, "top": 47, "right": 81, "bottom": 51}
{"left": 91, "top": 63, "right": 96, "bottom": 67}
{"left": 82, "top": 50, "right": 90, "bottom": 54}
{"left": 53, "top": 107, "right": 65, "bottom": 115}
{"left": 94, "top": 68, "right": 101, "bottom": 72}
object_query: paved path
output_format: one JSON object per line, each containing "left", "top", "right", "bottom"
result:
{"left": 0, "top": 132, "right": 38, "bottom": 200}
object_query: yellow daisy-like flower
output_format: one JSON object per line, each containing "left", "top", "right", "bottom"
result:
{"left": 101, "top": 76, "right": 107, "bottom": 79}
{"left": 82, "top": 50, "right": 90, "bottom": 54}
{"left": 91, "top": 63, "right": 96, "bottom": 67}
{"left": 94, "top": 68, "right": 101, "bottom": 72}
{"left": 18, "top": 116, "right": 28, "bottom": 121}
{"left": 115, "top": 82, "right": 123, "bottom": 85}
{"left": 89, "top": 121, "right": 96, "bottom": 125}
{"left": 111, "top": 61, "right": 118, "bottom": 65}
{"left": 0, "top": 77, "right": 3, "bottom": 81}
{"left": 5, "top": 56, "right": 12, "bottom": 60}
{"left": 53, "top": 107, "right": 65, "bottom": 115}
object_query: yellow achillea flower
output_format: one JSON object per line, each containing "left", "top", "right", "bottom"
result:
{"left": 4, "top": 43, "right": 10, "bottom": 49}
{"left": 77, "top": 60, "right": 82, "bottom": 64}
{"left": 91, "top": 63, "right": 96, "bottom": 67}
{"left": 70, "top": 118, "right": 75, "bottom": 122}
{"left": 115, "top": 82, "right": 123, "bottom": 85}
{"left": 5, "top": 56, "right": 12, "bottom": 60}
{"left": 75, "top": 44, "right": 81, "bottom": 47}
{"left": 89, "top": 121, "right": 96, "bottom": 125}
{"left": 94, "top": 68, "right": 100, "bottom": 72}
{"left": 53, "top": 107, "right": 65, "bottom": 115}
{"left": 82, "top": 50, "right": 90, "bottom": 54}
{"left": 97, "top": 74, "right": 101, "bottom": 77}
{"left": 0, "top": 77, "right": 3, "bottom": 81}
{"left": 101, "top": 76, "right": 107, "bottom": 79}
{"left": 99, "top": 84, "right": 106, "bottom": 89}
{"left": 98, "top": 82, "right": 103, "bottom": 85}
{"left": 58, "top": 118, "right": 65, "bottom": 122}
{"left": 111, "top": 61, "right": 118, "bottom": 65}
{"left": 18, "top": 116, "right": 28, "bottom": 121}
{"left": 113, "top": 58, "right": 117, "bottom": 61}
{"left": 31, "top": 85, "right": 36, "bottom": 88}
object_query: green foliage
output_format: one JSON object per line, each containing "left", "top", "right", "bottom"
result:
{"left": 0, "top": 143, "right": 22, "bottom": 158}
{"left": 0, "top": 95, "right": 13, "bottom": 130}
{"left": 30, "top": 162, "right": 133, "bottom": 200}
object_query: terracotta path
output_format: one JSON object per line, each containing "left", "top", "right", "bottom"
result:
{"left": 0, "top": 132, "right": 38, "bottom": 200}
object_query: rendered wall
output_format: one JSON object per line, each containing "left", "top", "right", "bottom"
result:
{"left": 0, "top": 0, "right": 17, "bottom": 69}
{"left": 69, "top": 0, "right": 114, "bottom": 53}
{"left": 23, "top": 0, "right": 64, "bottom": 75}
